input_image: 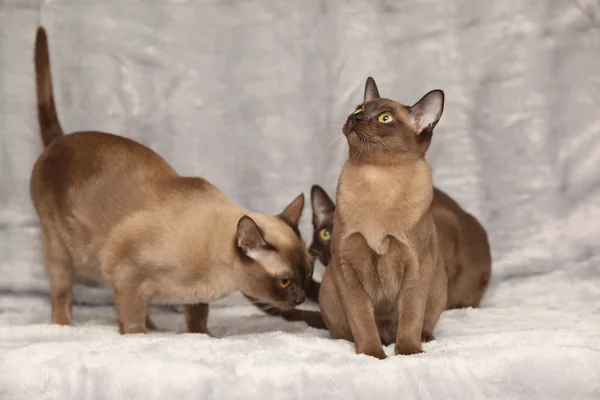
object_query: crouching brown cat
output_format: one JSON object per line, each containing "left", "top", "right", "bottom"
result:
{"left": 307, "top": 185, "right": 491, "bottom": 309}
{"left": 241, "top": 185, "right": 332, "bottom": 330}
{"left": 31, "top": 27, "right": 313, "bottom": 334}
{"left": 319, "top": 77, "right": 448, "bottom": 359}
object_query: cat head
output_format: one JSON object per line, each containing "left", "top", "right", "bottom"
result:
{"left": 343, "top": 77, "right": 445, "bottom": 164}
{"left": 308, "top": 185, "right": 335, "bottom": 267}
{"left": 235, "top": 193, "right": 313, "bottom": 310}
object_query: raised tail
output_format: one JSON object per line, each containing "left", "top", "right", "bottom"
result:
{"left": 34, "top": 26, "right": 64, "bottom": 147}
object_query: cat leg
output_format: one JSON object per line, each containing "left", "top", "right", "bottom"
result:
{"left": 333, "top": 234, "right": 386, "bottom": 359}
{"left": 394, "top": 251, "right": 429, "bottom": 356}
{"left": 319, "top": 268, "right": 353, "bottom": 340}
{"left": 422, "top": 256, "right": 447, "bottom": 342}
{"left": 114, "top": 278, "right": 150, "bottom": 334}
{"left": 185, "top": 303, "right": 212, "bottom": 336}
{"left": 42, "top": 230, "right": 73, "bottom": 325}
{"left": 145, "top": 315, "right": 158, "bottom": 331}
{"left": 304, "top": 278, "right": 320, "bottom": 302}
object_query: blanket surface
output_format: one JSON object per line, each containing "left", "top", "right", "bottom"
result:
{"left": 1, "top": 0, "right": 600, "bottom": 399}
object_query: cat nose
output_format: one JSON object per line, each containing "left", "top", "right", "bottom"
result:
{"left": 295, "top": 291, "right": 305, "bottom": 305}
{"left": 351, "top": 112, "right": 364, "bottom": 124}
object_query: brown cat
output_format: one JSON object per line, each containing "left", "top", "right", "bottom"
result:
{"left": 242, "top": 186, "right": 333, "bottom": 329}
{"left": 31, "top": 26, "right": 313, "bottom": 334}
{"left": 306, "top": 185, "right": 491, "bottom": 309}
{"left": 431, "top": 188, "right": 492, "bottom": 308}
{"left": 319, "top": 77, "right": 448, "bottom": 359}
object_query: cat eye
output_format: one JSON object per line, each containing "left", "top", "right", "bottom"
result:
{"left": 319, "top": 228, "right": 331, "bottom": 241}
{"left": 353, "top": 108, "right": 363, "bottom": 115}
{"left": 280, "top": 279, "right": 291, "bottom": 289}
{"left": 378, "top": 112, "right": 394, "bottom": 123}
{"left": 305, "top": 273, "right": 312, "bottom": 279}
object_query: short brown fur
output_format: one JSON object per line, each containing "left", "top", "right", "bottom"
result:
{"left": 31, "top": 27, "right": 313, "bottom": 334}
{"left": 308, "top": 185, "right": 491, "bottom": 309}
{"left": 319, "top": 77, "right": 448, "bottom": 358}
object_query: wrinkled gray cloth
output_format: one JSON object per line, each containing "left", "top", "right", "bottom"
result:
{"left": 2, "top": 0, "right": 599, "bottom": 290}
{"left": 2, "top": 0, "right": 600, "bottom": 291}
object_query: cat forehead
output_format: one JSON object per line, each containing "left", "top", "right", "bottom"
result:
{"left": 357, "top": 99, "right": 409, "bottom": 116}
{"left": 250, "top": 214, "right": 298, "bottom": 248}
{"left": 259, "top": 242, "right": 311, "bottom": 276}
{"left": 248, "top": 213, "right": 311, "bottom": 274}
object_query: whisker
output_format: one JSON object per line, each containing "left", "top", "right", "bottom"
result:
{"left": 354, "top": 139, "right": 365, "bottom": 163}
{"left": 324, "top": 134, "right": 345, "bottom": 149}
{"left": 376, "top": 136, "right": 389, "bottom": 152}
{"left": 249, "top": 297, "right": 284, "bottom": 315}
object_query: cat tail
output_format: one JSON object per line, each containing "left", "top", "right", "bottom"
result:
{"left": 34, "top": 26, "right": 64, "bottom": 147}
{"left": 243, "top": 294, "right": 326, "bottom": 330}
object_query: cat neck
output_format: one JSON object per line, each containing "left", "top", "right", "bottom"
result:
{"left": 342, "top": 156, "right": 432, "bottom": 189}
{"left": 337, "top": 157, "right": 434, "bottom": 235}
{"left": 347, "top": 146, "right": 423, "bottom": 168}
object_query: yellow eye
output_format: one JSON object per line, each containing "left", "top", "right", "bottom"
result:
{"left": 319, "top": 228, "right": 331, "bottom": 241}
{"left": 280, "top": 279, "right": 291, "bottom": 288}
{"left": 353, "top": 108, "right": 363, "bottom": 115}
{"left": 305, "top": 273, "right": 312, "bottom": 279}
{"left": 378, "top": 112, "right": 393, "bottom": 123}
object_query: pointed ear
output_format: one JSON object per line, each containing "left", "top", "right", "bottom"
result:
{"left": 311, "top": 185, "right": 335, "bottom": 228}
{"left": 409, "top": 89, "right": 445, "bottom": 135}
{"left": 236, "top": 216, "right": 269, "bottom": 260}
{"left": 364, "top": 77, "right": 380, "bottom": 103}
{"left": 277, "top": 193, "right": 305, "bottom": 229}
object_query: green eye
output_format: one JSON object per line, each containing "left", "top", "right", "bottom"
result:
{"left": 378, "top": 112, "right": 393, "bottom": 123}
{"left": 280, "top": 279, "right": 291, "bottom": 289}
{"left": 353, "top": 108, "right": 363, "bottom": 115}
{"left": 319, "top": 228, "right": 331, "bottom": 241}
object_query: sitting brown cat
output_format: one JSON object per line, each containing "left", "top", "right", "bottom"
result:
{"left": 31, "top": 27, "right": 313, "bottom": 334}
{"left": 319, "top": 77, "right": 448, "bottom": 359}
{"left": 307, "top": 185, "right": 491, "bottom": 309}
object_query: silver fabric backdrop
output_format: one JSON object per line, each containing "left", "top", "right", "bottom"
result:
{"left": 1, "top": 0, "right": 600, "bottom": 297}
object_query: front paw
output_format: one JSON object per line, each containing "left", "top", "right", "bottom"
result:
{"left": 188, "top": 324, "right": 213, "bottom": 336}
{"left": 190, "top": 328, "right": 213, "bottom": 337}
{"left": 394, "top": 342, "right": 424, "bottom": 356}
{"left": 357, "top": 346, "right": 387, "bottom": 360}
{"left": 119, "top": 323, "right": 148, "bottom": 335}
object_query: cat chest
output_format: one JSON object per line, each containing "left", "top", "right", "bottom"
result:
{"left": 339, "top": 197, "right": 408, "bottom": 255}
{"left": 339, "top": 175, "right": 425, "bottom": 254}
{"left": 358, "top": 241, "right": 411, "bottom": 303}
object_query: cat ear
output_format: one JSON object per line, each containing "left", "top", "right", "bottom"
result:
{"left": 236, "top": 215, "right": 269, "bottom": 260}
{"left": 311, "top": 185, "right": 335, "bottom": 228}
{"left": 409, "top": 90, "right": 445, "bottom": 135}
{"left": 277, "top": 193, "right": 305, "bottom": 229}
{"left": 364, "top": 77, "right": 380, "bottom": 103}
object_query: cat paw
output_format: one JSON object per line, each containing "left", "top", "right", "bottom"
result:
{"left": 394, "top": 343, "right": 424, "bottom": 356}
{"left": 357, "top": 347, "right": 387, "bottom": 360}
{"left": 119, "top": 323, "right": 148, "bottom": 335}
{"left": 421, "top": 331, "right": 435, "bottom": 342}
{"left": 188, "top": 325, "right": 213, "bottom": 337}
{"left": 145, "top": 316, "right": 158, "bottom": 331}
{"left": 51, "top": 314, "right": 72, "bottom": 326}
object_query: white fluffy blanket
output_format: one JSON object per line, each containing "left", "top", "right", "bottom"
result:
{"left": 1, "top": 259, "right": 599, "bottom": 399}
